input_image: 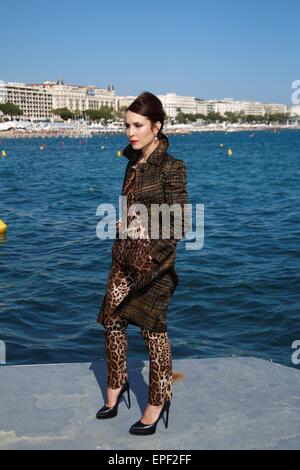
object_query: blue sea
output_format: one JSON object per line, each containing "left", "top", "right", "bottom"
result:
{"left": 0, "top": 131, "right": 299, "bottom": 367}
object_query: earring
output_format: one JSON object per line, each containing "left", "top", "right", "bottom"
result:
{"left": 154, "top": 133, "right": 159, "bottom": 142}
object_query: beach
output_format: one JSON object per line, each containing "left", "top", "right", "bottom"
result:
{"left": 0, "top": 123, "right": 299, "bottom": 139}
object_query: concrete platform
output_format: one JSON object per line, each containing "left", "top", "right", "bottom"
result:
{"left": 0, "top": 357, "right": 299, "bottom": 450}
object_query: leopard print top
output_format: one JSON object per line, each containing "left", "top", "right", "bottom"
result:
{"left": 113, "top": 163, "right": 153, "bottom": 272}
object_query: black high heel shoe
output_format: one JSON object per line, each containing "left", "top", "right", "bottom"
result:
{"left": 96, "top": 381, "right": 131, "bottom": 419}
{"left": 129, "top": 400, "right": 171, "bottom": 435}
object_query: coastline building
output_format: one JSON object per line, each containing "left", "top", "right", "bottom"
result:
{"left": 232, "top": 100, "right": 264, "bottom": 116}
{"left": 196, "top": 98, "right": 287, "bottom": 117}
{"left": 117, "top": 93, "right": 197, "bottom": 118}
{"left": 0, "top": 77, "right": 289, "bottom": 121}
{"left": 158, "top": 93, "right": 196, "bottom": 118}
{"left": 0, "top": 81, "right": 6, "bottom": 104}
{"left": 196, "top": 99, "right": 266, "bottom": 116}
{"left": 34, "top": 80, "right": 116, "bottom": 113}
{"left": 0, "top": 79, "right": 116, "bottom": 120}
{"left": 288, "top": 105, "right": 300, "bottom": 126}
{"left": 118, "top": 94, "right": 288, "bottom": 120}
{"left": 1, "top": 82, "right": 53, "bottom": 119}
{"left": 0, "top": 81, "right": 53, "bottom": 119}
{"left": 264, "top": 103, "right": 288, "bottom": 115}
{"left": 196, "top": 99, "right": 218, "bottom": 115}
{"left": 288, "top": 105, "right": 300, "bottom": 116}
{"left": 116, "top": 96, "right": 137, "bottom": 113}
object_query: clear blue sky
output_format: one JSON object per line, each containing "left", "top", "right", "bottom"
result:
{"left": 1, "top": 0, "right": 299, "bottom": 105}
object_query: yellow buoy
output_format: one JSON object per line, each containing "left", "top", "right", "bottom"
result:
{"left": 228, "top": 148, "right": 233, "bottom": 156}
{"left": 1, "top": 150, "right": 7, "bottom": 157}
{"left": 0, "top": 219, "right": 8, "bottom": 234}
{"left": 117, "top": 150, "right": 122, "bottom": 157}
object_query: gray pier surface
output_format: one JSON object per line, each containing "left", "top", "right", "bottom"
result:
{"left": 0, "top": 357, "right": 300, "bottom": 450}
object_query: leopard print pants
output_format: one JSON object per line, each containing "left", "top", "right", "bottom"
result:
{"left": 103, "top": 314, "right": 173, "bottom": 406}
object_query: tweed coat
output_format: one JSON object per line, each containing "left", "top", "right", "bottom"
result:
{"left": 97, "top": 133, "right": 190, "bottom": 332}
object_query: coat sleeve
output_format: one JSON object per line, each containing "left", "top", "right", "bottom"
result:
{"left": 116, "top": 161, "right": 131, "bottom": 239}
{"left": 148, "top": 159, "right": 191, "bottom": 264}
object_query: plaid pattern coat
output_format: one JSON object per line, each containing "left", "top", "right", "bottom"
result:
{"left": 97, "top": 133, "right": 190, "bottom": 332}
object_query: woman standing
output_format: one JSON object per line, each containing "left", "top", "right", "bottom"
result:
{"left": 96, "top": 91, "right": 190, "bottom": 435}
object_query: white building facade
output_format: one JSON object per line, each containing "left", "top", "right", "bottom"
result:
{"left": 158, "top": 93, "right": 196, "bottom": 118}
{"left": 196, "top": 99, "right": 266, "bottom": 116}
{"left": 0, "top": 81, "right": 53, "bottom": 119}
{"left": 0, "top": 77, "right": 289, "bottom": 121}
{"left": 0, "top": 81, "right": 6, "bottom": 104}
{"left": 117, "top": 93, "right": 197, "bottom": 119}
{"left": 37, "top": 81, "right": 116, "bottom": 113}
{"left": 289, "top": 105, "right": 300, "bottom": 116}
{"left": 264, "top": 103, "right": 288, "bottom": 115}
{"left": 116, "top": 96, "right": 137, "bottom": 112}
{"left": 196, "top": 99, "right": 220, "bottom": 115}
{"left": 196, "top": 99, "right": 287, "bottom": 117}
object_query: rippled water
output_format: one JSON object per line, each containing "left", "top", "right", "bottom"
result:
{"left": 0, "top": 131, "right": 299, "bottom": 367}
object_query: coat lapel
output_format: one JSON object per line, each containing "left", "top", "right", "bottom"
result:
{"left": 122, "top": 133, "right": 169, "bottom": 166}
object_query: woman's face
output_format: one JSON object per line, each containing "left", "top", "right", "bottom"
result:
{"left": 125, "top": 110, "right": 161, "bottom": 150}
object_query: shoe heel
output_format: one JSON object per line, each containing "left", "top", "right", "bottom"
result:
{"left": 127, "top": 386, "right": 131, "bottom": 409}
{"left": 164, "top": 401, "right": 170, "bottom": 429}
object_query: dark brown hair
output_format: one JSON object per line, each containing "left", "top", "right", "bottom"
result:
{"left": 126, "top": 91, "right": 167, "bottom": 136}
